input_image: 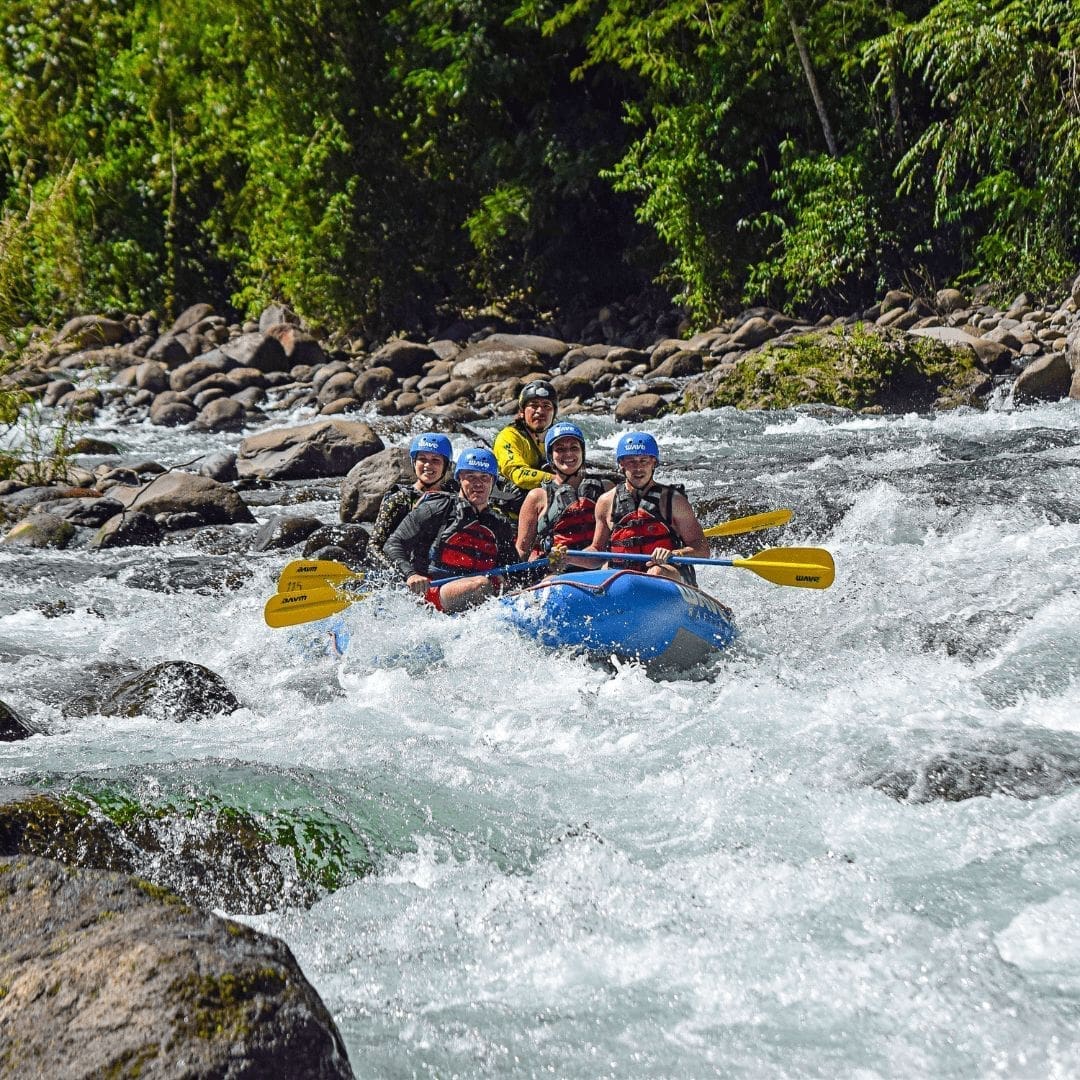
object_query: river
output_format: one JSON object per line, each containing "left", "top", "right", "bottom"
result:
{"left": 3, "top": 397, "right": 1079, "bottom": 1077}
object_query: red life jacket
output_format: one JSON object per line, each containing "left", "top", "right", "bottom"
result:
{"left": 534, "top": 477, "right": 607, "bottom": 554}
{"left": 430, "top": 511, "right": 500, "bottom": 574}
{"left": 609, "top": 483, "right": 684, "bottom": 558}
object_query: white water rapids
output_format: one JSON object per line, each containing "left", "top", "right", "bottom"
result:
{"left": 2, "top": 400, "right": 1079, "bottom": 1077}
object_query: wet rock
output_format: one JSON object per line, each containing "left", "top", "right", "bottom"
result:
{"left": 35, "top": 496, "right": 123, "bottom": 527}
{"left": 237, "top": 419, "right": 383, "bottom": 482}
{"left": 614, "top": 392, "right": 667, "bottom": 421}
{"left": 70, "top": 435, "right": 122, "bottom": 455}
{"left": 1, "top": 511, "right": 77, "bottom": 549}
{"left": 192, "top": 449, "right": 239, "bottom": 482}
{"left": 109, "top": 470, "right": 255, "bottom": 525}
{"left": 1012, "top": 352, "right": 1073, "bottom": 404}
{"left": 149, "top": 396, "right": 198, "bottom": 426}
{"left": 92, "top": 509, "right": 164, "bottom": 548}
{"left": 339, "top": 447, "right": 414, "bottom": 523}
{"left": 0, "top": 702, "right": 36, "bottom": 742}
{"left": 302, "top": 524, "right": 370, "bottom": 564}
{"left": 0, "top": 856, "right": 355, "bottom": 1078}
{"left": 867, "top": 736, "right": 1080, "bottom": 802}
{"left": 193, "top": 395, "right": 247, "bottom": 431}
{"left": 65, "top": 660, "right": 241, "bottom": 722}
{"left": 252, "top": 514, "right": 325, "bottom": 552}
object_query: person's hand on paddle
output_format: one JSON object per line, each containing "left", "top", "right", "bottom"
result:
{"left": 647, "top": 545, "right": 692, "bottom": 568}
{"left": 548, "top": 544, "right": 568, "bottom": 572}
{"left": 406, "top": 573, "right": 430, "bottom": 596}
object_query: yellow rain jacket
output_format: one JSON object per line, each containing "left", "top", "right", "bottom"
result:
{"left": 493, "top": 420, "right": 553, "bottom": 491}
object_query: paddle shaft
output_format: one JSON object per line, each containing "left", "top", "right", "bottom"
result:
{"left": 430, "top": 557, "right": 547, "bottom": 586}
{"left": 564, "top": 546, "right": 834, "bottom": 589}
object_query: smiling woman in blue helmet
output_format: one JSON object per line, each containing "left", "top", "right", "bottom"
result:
{"left": 515, "top": 421, "right": 613, "bottom": 570}
{"left": 368, "top": 433, "right": 454, "bottom": 570}
{"left": 587, "top": 431, "right": 709, "bottom": 585}
{"left": 382, "top": 448, "right": 525, "bottom": 612}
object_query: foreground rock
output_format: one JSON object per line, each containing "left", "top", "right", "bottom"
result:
{"left": 0, "top": 856, "right": 354, "bottom": 1078}
{"left": 0, "top": 784, "right": 372, "bottom": 913}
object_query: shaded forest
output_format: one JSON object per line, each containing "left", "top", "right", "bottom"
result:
{"left": 1, "top": 0, "right": 1077, "bottom": 343}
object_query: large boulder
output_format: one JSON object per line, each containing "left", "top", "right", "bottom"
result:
{"left": 683, "top": 323, "right": 993, "bottom": 413}
{"left": 237, "top": 420, "right": 384, "bottom": 481}
{"left": 339, "top": 446, "right": 414, "bottom": 523}
{"left": 1012, "top": 352, "right": 1073, "bottom": 404}
{"left": 451, "top": 345, "right": 543, "bottom": 382}
{"left": 109, "top": 471, "right": 255, "bottom": 525}
{"left": 222, "top": 332, "right": 290, "bottom": 374}
{"left": 369, "top": 339, "right": 439, "bottom": 378}
{"left": 0, "top": 856, "right": 355, "bottom": 1078}
{"left": 53, "top": 314, "right": 128, "bottom": 350}
{"left": 63, "top": 660, "right": 242, "bottom": 722}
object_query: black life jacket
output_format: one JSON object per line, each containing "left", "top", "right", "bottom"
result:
{"left": 609, "top": 483, "right": 685, "bottom": 558}
{"left": 426, "top": 494, "right": 500, "bottom": 576}
{"left": 534, "top": 477, "right": 607, "bottom": 554}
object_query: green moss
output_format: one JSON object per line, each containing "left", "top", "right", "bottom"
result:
{"left": 102, "top": 1043, "right": 160, "bottom": 1079}
{"left": 684, "top": 323, "right": 989, "bottom": 413}
{"left": 132, "top": 879, "right": 190, "bottom": 910}
{"left": 171, "top": 967, "right": 287, "bottom": 1042}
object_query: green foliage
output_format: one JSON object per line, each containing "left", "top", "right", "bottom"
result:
{"left": 0, "top": 0, "right": 1076, "bottom": 335}
{"left": 743, "top": 147, "right": 893, "bottom": 309}
{"left": 874, "top": 0, "right": 1080, "bottom": 297}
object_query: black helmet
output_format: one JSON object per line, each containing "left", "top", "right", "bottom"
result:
{"left": 518, "top": 380, "right": 558, "bottom": 411}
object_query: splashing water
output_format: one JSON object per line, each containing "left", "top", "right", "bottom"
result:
{"left": 3, "top": 400, "right": 1080, "bottom": 1076}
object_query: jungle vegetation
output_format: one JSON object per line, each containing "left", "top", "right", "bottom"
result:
{"left": 1, "top": 0, "right": 1077, "bottom": 342}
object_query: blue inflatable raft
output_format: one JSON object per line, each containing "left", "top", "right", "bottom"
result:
{"left": 500, "top": 568, "right": 737, "bottom": 668}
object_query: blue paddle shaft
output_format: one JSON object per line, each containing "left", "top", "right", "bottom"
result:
{"left": 565, "top": 549, "right": 730, "bottom": 568}
{"left": 430, "top": 557, "right": 548, "bottom": 586}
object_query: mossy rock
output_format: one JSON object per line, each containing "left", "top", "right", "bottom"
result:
{"left": 682, "top": 324, "right": 992, "bottom": 413}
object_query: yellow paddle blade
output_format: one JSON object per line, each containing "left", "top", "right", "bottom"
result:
{"left": 703, "top": 509, "right": 793, "bottom": 539}
{"left": 264, "top": 585, "right": 359, "bottom": 628}
{"left": 276, "top": 559, "right": 363, "bottom": 594}
{"left": 733, "top": 546, "right": 834, "bottom": 589}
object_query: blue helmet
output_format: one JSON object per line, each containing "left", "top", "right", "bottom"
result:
{"left": 615, "top": 431, "right": 660, "bottom": 463}
{"left": 544, "top": 421, "right": 586, "bottom": 458}
{"left": 454, "top": 447, "right": 499, "bottom": 481}
{"left": 409, "top": 432, "right": 453, "bottom": 465}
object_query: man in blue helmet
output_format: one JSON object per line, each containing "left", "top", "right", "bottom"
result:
{"left": 382, "top": 447, "right": 525, "bottom": 612}
{"left": 588, "top": 431, "right": 709, "bottom": 584}
{"left": 516, "top": 421, "right": 613, "bottom": 570}
{"left": 368, "top": 433, "right": 454, "bottom": 569}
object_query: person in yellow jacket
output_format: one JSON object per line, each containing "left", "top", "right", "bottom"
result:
{"left": 491, "top": 380, "right": 558, "bottom": 516}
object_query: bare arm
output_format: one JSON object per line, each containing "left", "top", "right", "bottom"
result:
{"left": 515, "top": 487, "right": 545, "bottom": 558}
{"left": 668, "top": 491, "right": 709, "bottom": 558}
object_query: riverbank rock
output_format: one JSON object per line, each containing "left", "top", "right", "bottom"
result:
{"left": 237, "top": 420, "right": 383, "bottom": 481}
{"left": 0, "top": 856, "right": 355, "bottom": 1078}
{"left": 108, "top": 470, "right": 256, "bottom": 527}
{"left": 682, "top": 323, "right": 993, "bottom": 413}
